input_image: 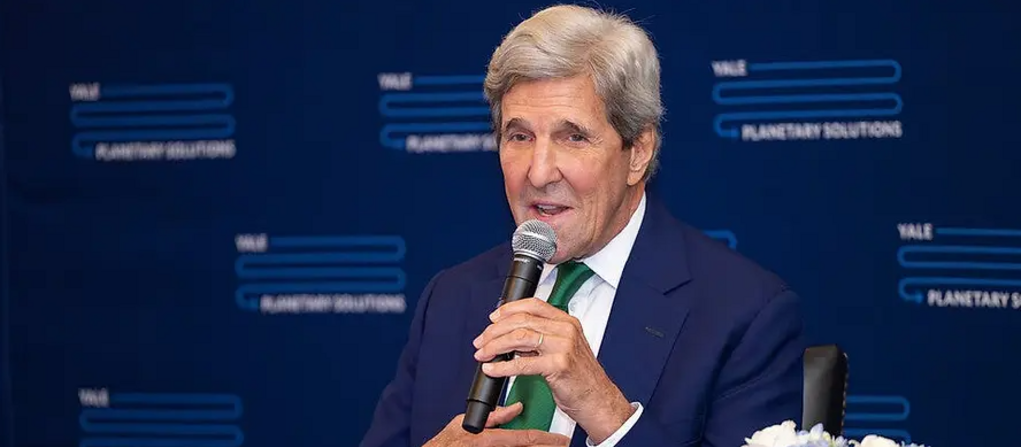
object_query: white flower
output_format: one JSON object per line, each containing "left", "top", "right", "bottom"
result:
{"left": 743, "top": 420, "right": 801, "bottom": 447}
{"left": 857, "top": 435, "right": 902, "bottom": 447}
{"left": 795, "top": 423, "right": 832, "bottom": 444}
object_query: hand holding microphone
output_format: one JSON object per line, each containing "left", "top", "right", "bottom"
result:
{"left": 460, "top": 219, "right": 635, "bottom": 445}
{"left": 462, "top": 219, "right": 558, "bottom": 434}
{"left": 417, "top": 220, "right": 568, "bottom": 446}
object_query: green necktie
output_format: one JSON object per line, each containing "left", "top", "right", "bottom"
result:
{"left": 501, "top": 261, "right": 595, "bottom": 431}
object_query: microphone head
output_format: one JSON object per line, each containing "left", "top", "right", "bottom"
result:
{"left": 511, "top": 220, "right": 557, "bottom": 262}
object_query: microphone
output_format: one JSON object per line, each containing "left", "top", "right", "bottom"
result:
{"left": 462, "top": 219, "right": 557, "bottom": 434}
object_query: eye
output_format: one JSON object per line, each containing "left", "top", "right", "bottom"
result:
{"left": 567, "top": 133, "right": 588, "bottom": 143}
{"left": 506, "top": 133, "right": 529, "bottom": 142}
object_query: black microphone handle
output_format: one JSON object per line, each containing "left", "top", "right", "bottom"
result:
{"left": 462, "top": 253, "right": 544, "bottom": 434}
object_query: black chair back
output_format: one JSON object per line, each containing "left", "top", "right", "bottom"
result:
{"left": 802, "top": 344, "right": 848, "bottom": 435}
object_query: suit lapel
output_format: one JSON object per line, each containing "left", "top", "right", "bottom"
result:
{"left": 570, "top": 195, "right": 694, "bottom": 447}
{"left": 597, "top": 280, "right": 690, "bottom": 404}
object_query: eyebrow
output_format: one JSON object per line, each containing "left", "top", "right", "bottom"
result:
{"left": 501, "top": 118, "right": 595, "bottom": 136}
{"left": 502, "top": 118, "right": 531, "bottom": 134}
{"left": 553, "top": 119, "right": 595, "bottom": 137}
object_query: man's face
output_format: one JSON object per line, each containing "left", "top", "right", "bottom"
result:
{"left": 499, "top": 74, "right": 650, "bottom": 264}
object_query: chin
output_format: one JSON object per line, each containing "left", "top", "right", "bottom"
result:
{"left": 547, "top": 252, "right": 570, "bottom": 265}
{"left": 548, "top": 242, "right": 580, "bottom": 263}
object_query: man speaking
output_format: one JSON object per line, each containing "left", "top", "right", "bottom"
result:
{"left": 360, "top": 4, "right": 805, "bottom": 447}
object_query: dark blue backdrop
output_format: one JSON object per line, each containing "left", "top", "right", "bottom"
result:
{"left": 2, "top": 0, "right": 1019, "bottom": 446}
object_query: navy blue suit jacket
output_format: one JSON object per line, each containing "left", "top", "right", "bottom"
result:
{"left": 360, "top": 195, "right": 806, "bottom": 447}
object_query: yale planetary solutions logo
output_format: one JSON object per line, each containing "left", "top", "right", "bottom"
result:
{"left": 897, "top": 223, "right": 1021, "bottom": 311}
{"left": 234, "top": 233, "right": 407, "bottom": 314}
{"left": 377, "top": 72, "right": 496, "bottom": 153}
{"left": 69, "top": 82, "right": 236, "bottom": 161}
{"left": 78, "top": 389, "right": 244, "bottom": 447}
{"left": 711, "top": 59, "right": 903, "bottom": 142}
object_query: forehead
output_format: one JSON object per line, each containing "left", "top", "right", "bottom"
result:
{"left": 500, "top": 75, "right": 608, "bottom": 126}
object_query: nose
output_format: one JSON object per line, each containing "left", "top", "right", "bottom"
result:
{"left": 527, "top": 138, "right": 563, "bottom": 188}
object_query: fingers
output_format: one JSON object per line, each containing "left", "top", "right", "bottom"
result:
{"left": 473, "top": 312, "right": 580, "bottom": 363}
{"left": 442, "top": 407, "right": 568, "bottom": 447}
{"left": 485, "top": 402, "right": 523, "bottom": 427}
{"left": 475, "top": 329, "right": 566, "bottom": 362}
{"left": 484, "top": 428, "right": 571, "bottom": 447}
{"left": 474, "top": 311, "right": 557, "bottom": 349}
{"left": 482, "top": 353, "right": 565, "bottom": 378}
{"left": 489, "top": 297, "right": 570, "bottom": 323}
{"left": 474, "top": 311, "right": 576, "bottom": 347}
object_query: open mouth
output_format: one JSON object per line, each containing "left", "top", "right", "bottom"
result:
{"left": 533, "top": 203, "right": 570, "bottom": 217}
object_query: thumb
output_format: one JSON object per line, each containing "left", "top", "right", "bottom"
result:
{"left": 486, "top": 402, "right": 524, "bottom": 427}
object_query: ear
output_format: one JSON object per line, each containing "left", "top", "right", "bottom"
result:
{"left": 626, "top": 126, "right": 656, "bottom": 186}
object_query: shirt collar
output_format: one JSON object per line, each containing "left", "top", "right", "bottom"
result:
{"left": 538, "top": 192, "right": 647, "bottom": 289}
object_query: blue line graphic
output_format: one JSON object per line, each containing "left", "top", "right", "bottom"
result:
{"left": 80, "top": 393, "right": 243, "bottom": 447}
{"left": 72, "top": 114, "right": 234, "bottom": 127}
{"left": 714, "top": 59, "right": 901, "bottom": 99}
{"left": 749, "top": 60, "right": 901, "bottom": 71}
{"left": 846, "top": 395, "right": 910, "bottom": 422}
{"left": 72, "top": 100, "right": 231, "bottom": 114}
{"left": 415, "top": 75, "right": 486, "bottom": 85}
{"left": 82, "top": 421, "right": 242, "bottom": 436}
{"left": 82, "top": 440, "right": 241, "bottom": 447}
{"left": 898, "top": 277, "right": 1021, "bottom": 303}
{"left": 237, "top": 265, "right": 405, "bottom": 280}
{"left": 714, "top": 92, "right": 899, "bottom": 106}
{"left": 81, "top": 409, "right": 238, "bottom": 420}
{"left": 937, "top": 227, "right": 1021, "bottom": 237}
{"left": 844, "top": 395, "right": 912, "bottom": 443}
{"left": 70, "top": 83, "right": 234, "bottom": 158}
{"left": 712, "top": 59, "right": 902, "bottom": 139}
{"left": 235, "top": 235, "right": 406, "bottom": 310}
{"left": 704, "top": 230, "right": 737, "bottom": 250}
{"left": 109, "top": 393, "right": 241, "bottom": 406}
{"left": 843, "top": 429, "right": 912, "bottom": 443}
{"left": 269, "top": 235, "right": 405, "bottom": 250}
{"left": 96, "top": 84, "right": 234, "bottom": 100}
{"left": 898, "top": 245, "right": 1021, "bottom": 270}
{"left": 379, "top": 92, "right": 488, "bottom": 118}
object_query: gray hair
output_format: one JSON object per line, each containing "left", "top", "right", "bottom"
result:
{"left": 483, "top": 4, "right": 664, "bottom": 180}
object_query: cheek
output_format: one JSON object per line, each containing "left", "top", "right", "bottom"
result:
{"left": 561, "top": 155, "right": 616, "bottom": 199}
{"left": 500, "top": 153, "right": 527, "bottom": 191}
{"left": 500, "top": 149, "right": 527, "bottom": 173}
{"left": 572, "top": 156, "right": 627, "bottom": 216}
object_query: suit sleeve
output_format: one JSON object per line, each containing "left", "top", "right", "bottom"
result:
{"left": 358, "top": 270, "right": 445, "bottom": 447}
{"left": 613, "top": 288, "right": 806, "bottom": 447}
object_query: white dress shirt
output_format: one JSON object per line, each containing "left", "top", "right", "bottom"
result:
{"left": 503, "top": 192, "right": 647, "bottom": 447}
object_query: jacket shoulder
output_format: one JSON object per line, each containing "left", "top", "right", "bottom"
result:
{"left": 421, "top": 242, "right": 511, "bottom": 297}
{"left": 677, "top": 221, "right": 791, "bottom": 304}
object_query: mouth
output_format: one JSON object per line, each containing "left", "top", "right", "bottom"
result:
{"left": 529, "top": 202, "right": 572, "bottom": 219}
